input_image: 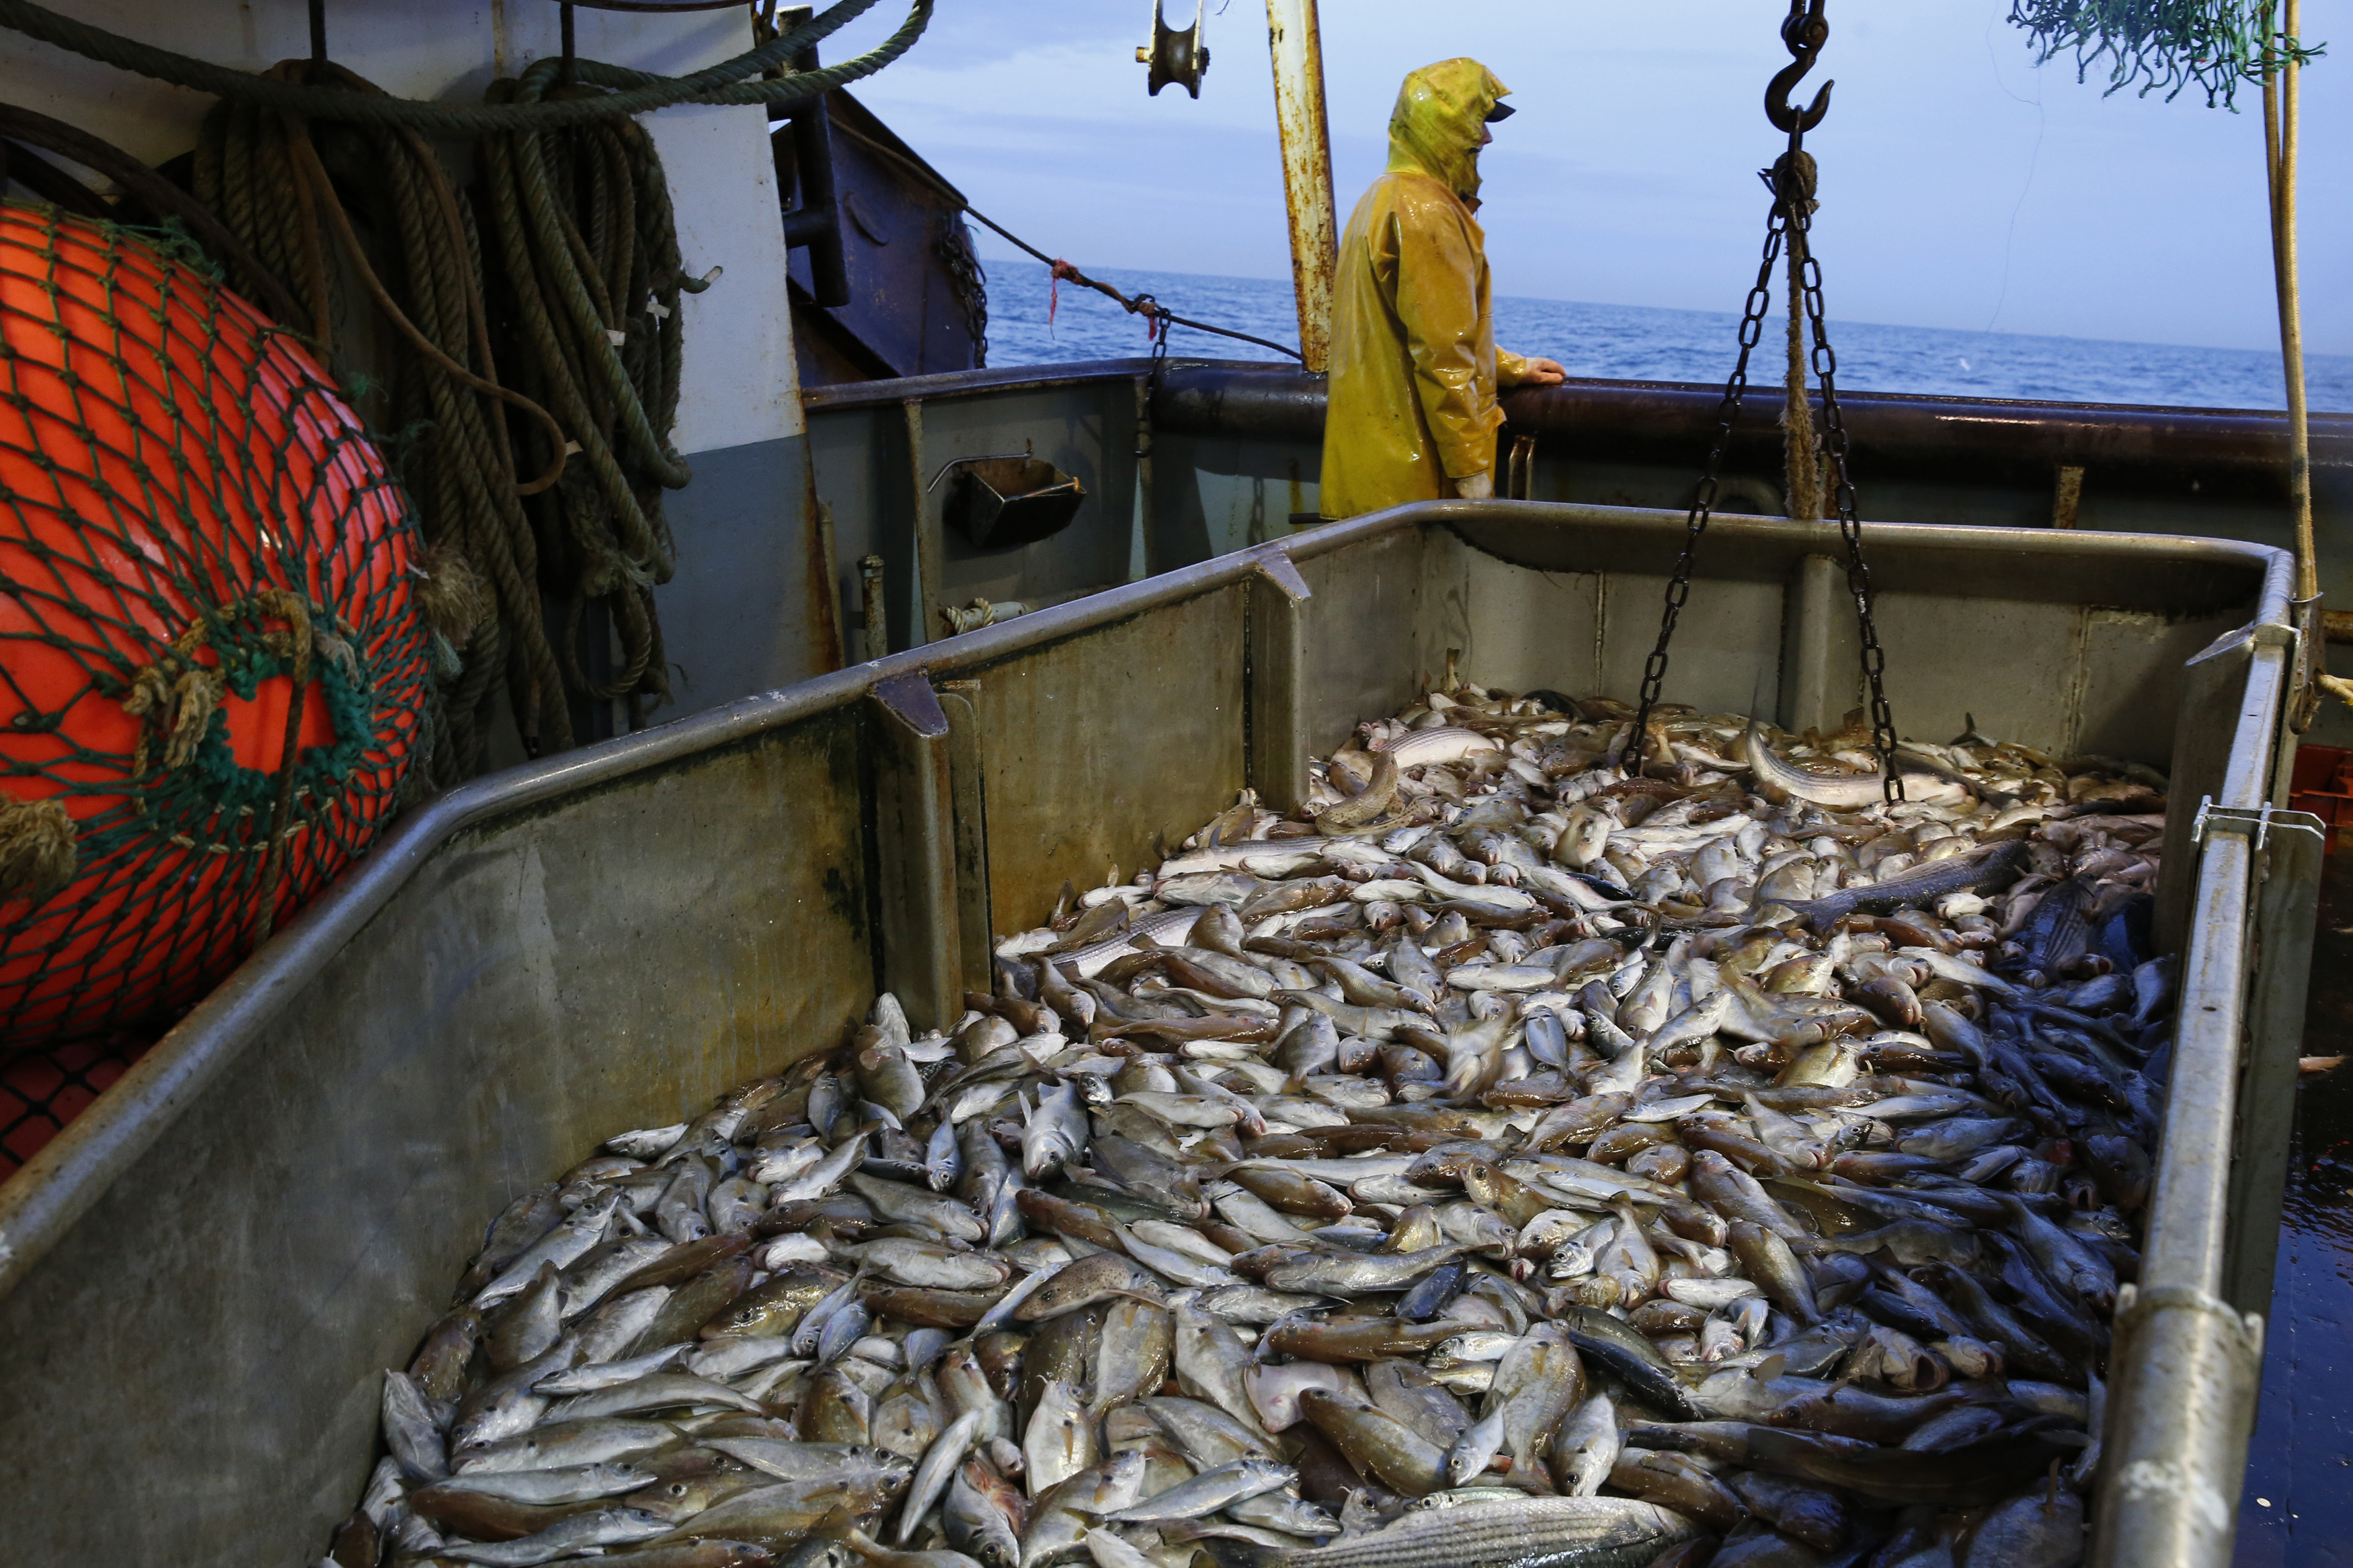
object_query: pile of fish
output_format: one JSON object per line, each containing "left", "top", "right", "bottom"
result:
{"left": 333, "top": 690, "right": 2174, "bottom": 1568}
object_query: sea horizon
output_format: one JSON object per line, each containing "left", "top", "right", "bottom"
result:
{"left": 973, "top": 257, "right": 2353, "bottom": 415}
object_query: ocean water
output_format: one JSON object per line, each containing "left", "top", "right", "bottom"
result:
{"left": 978, "top": 258, "right": 2353, "bottom": 412}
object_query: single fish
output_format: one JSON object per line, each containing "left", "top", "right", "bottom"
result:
{"left": 1246, "top": 1495, "right": 1696, "bottom": 1568}
{"left": 1107, "top": 1458, "right": 1295, "bottom": 1522}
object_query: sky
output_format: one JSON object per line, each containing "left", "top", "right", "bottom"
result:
{"left": 822, "top": 0, "right": 2349, "bottom": 356}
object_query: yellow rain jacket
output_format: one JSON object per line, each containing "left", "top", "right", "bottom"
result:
{"left": 1320, "top": 58, "right": 1533, "bottom": 520}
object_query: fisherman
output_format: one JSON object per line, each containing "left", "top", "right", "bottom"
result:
{"left": 1319, "top": 58, "right": 1566, "bottom": 521}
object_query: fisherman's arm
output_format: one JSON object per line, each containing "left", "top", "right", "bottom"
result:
{"left": 1498, "top": 349, "right": 1567, "bottom": 387}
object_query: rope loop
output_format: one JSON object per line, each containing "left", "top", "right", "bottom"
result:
{"left": 0, "top": 794, "right": 74, "bottom": 902}
{"left": 116, "top": 590, "right": 372, "bottom": 831}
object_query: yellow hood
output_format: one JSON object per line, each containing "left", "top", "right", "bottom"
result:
{"left": 1386, "top": 58, "right": 1510, "bottom": 206}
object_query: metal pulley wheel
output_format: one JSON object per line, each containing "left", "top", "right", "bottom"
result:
{"left": 1139, "top": 0, "right": 1210, "bottom": 97}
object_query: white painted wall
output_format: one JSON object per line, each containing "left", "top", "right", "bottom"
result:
{"left": 0, "top": 1, "right": 801, "bottom": 448}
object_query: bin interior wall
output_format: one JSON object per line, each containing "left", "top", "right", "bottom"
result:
{"left": 963, "top": 585, "right": 1252, "bottom": 938}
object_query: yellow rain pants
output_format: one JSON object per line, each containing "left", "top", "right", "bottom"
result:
{"left": 1320, "top": 58, "right": 1534, "bottom": 521}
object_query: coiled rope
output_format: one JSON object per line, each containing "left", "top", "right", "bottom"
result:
{"left": 0, "top": 0, "right": 932, "bottom": 130}
{"left": 481, "top": 57, "right": 706, "bottom": 724}
{"left": 194, "top": 63, "right": 573, "bottom": 774}
{"left": 5, "top": 0, "right": 938, "bottom": 770}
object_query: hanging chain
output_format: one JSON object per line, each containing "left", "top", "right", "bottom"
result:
{"left": 1624, "top": 0, "right": 1901, "bottom": 803}
{"left": 1624, "top": 206, "right": 1786, "bottom": 772}
{"left": 1786, "top": 181, "right": 1902, "bottom": 800}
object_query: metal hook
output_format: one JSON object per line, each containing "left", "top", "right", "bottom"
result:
{"left": 1765, "top": 0, "right": 1833, "bottom": 135}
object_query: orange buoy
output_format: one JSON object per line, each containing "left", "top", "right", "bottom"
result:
{"left": 0, "top": 206, "right": 430, "bottom": 1049}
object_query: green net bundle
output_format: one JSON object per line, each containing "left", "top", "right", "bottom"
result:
{"left": 0, "top": 204, "right": 430, "bottom": 1051}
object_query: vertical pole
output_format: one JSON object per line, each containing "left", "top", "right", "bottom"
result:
{"left": 2265, "top": 0, "right": 2320, "bottom": 729}
{"left": 2050, "top": 464, "right": 2085, "bottom": 530}
{"left": 904, "top": 399, "right": 938, "bottom": 646}
{"left": 1131, "top": 375, "right": 1157, "bottom": 580}
{"left": 1246, "top": 552, "right": 1314, "bottom": 813}
{"left": 2266, "top": 0, "right": 2313, "bottom": 602}
{"left": 859, "top": 554, "right": 889, "bottom": 663}
{"left": 1264, "top": 0, "right": 1337, "bottom": 373}
{"left": 934, "top": 680, "right": 997, "bottom": 993}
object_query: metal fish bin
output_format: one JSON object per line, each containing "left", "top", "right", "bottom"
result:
{"left": 0, "top": 501, "right": 2316, "bottom": 1568}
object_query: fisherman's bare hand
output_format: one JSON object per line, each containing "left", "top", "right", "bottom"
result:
{"left": 1455, "top": 471, "right": 1494, "bottom": 501}
{"left": 1520, "top": 357, "right": 1567, "bottom": 386}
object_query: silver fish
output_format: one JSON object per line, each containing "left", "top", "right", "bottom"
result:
{"left": 1023, "top": 1081, "right": 1090, "bottom": 1179}
{"left": 345, "top": 692, "right": 2156, "bottom": 1568}
{"left": 1107, "top": 1458, "right": 1295, "bottom": 1522}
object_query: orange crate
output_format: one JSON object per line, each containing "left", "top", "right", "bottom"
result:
{"left": 2290, "top": 743, "right": 2353, "bottom": 852}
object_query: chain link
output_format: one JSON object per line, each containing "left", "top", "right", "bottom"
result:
{"left": 1625, "top": 107, "right": 1903, "bottom": 802}
{"left": 1625, "top": 206, "right": 1787, "bottom": 772}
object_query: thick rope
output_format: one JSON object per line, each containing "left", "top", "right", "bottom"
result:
{"left": 480, "top": 60, "right": 698, "bottom": 718}
{"left": 0, "top": 100, "right": 304, "bottom": 327}
{"left": 194, "top": 64, "right": 576, "bottom": 773}
{"left": 1780, "top": 151, "right": 1822, "bottom": 522}
{"left": 0, "top": 0, "right": 932, "bottom": 131}
{"left": 0, "top": 796, "right": 75, "bottom": 902}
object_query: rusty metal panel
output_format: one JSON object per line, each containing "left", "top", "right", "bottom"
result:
{"left": 2072, "top": 606, "right": 2251, "bottom": 763}
{"left": 811, "top": 382, "right": 1146, "bottom": 654}
{"left": 917, "top": 382, "right": 1142, "bottom": 615}
{"left": 1420, "top": 526, "right": 1607, "bottom": 700}
{"left": 964, "top": 587, "right": 1249, "bottom": 936}
{"left": 1292, "top": 523, "right": 1425, "bottom": 755}
{"left": 1152, "top": 433, "right": 1324, "bottom": 563}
